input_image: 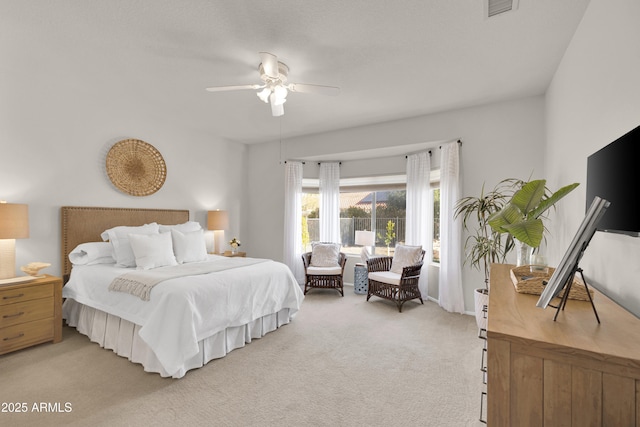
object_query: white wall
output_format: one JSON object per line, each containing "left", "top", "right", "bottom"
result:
{"left": 545, "top": 0, "right": 640, "bottom": 316}
{"left": 247, "top": 96, "right": 545, "bottom": 312}
{"left": 1, "top": 76, "right": 247, "bottom": 278}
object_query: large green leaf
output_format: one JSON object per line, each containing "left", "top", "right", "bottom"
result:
{"left": 488, "top": 203, "right": 521, "bottom": 232}
{"left": 502, "top": 218, "right": 544, "bottom": 247}
{"left": 530, "top": 182, "right": 580, "bottom": 219}
{"left": 510, "top": 180, "right": 546, "bottom": 217}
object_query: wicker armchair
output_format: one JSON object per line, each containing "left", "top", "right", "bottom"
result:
{"left": 366, "top": 250, "right": 425, "bottom": 312}
{"left": 301, "top": 251, "right": 347, "bottom": 296}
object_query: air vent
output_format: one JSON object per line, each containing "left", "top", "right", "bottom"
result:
{"left": 485, "top": 0, "right": 519, "bottom": 17}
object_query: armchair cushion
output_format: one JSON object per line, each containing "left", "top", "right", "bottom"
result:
{"left": 310, "top": 242, "right": 341, "bottom": 267}
{"left": 306, "top": 266, "right": 343, "bottom": 276}
{"left": 390, "top": 245, "right": 423, "bottom": 274}
{"left": 369, "top": 271, "right": 401, "bottom": 286}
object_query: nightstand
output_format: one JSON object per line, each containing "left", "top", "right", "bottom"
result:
{"left": 0, "top": 274, "right": 63, "bottom": 355}
{"left": 222, "top": 251, "right": 246, "bottom": 257}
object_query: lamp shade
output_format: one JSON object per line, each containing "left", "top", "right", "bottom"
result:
{"left": 207, "top": 210, "right": 229, "bottom": 230}
{"left": 355, "top": 230, "right": 375, "bottom": 246}
{"left": 0, "top": 203, "right": 29, "bottom": 239}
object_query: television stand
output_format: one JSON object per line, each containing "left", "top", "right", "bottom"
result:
{"left": 487, "top": 264, "right": 640, "bottom": 426}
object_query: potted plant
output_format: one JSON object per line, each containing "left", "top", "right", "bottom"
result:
{"left": 488, "top": 179, "right": 579, "bottom": 266}
{"left": 455, "top": 180, "right": 516, "bottom": 330}
{"left": 378, "top": 220, "right": 396, "bottom": 256}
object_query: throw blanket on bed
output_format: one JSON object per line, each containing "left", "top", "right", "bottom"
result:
{"left": 109, "top": 258, "right": 268, "bottom": 301}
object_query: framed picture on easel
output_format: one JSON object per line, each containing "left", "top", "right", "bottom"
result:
{"left": 536, "top": 196, "right": 610, "bottom": 314}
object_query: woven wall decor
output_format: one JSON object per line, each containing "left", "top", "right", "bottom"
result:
{"left": 106, "top": 139, "right": 167, "bottom": 197}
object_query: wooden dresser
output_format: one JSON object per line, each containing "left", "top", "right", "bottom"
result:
{"left": 487, "top": 263, "right": 640, "bottom": 426}
{"left": 0, "top": 275, "right": 62, "bottom": 355}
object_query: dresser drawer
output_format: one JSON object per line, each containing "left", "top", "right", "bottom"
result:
{"left": 0, "top": 284, "right": 53, "bottom": 306}
{"left": 0, "top": 318, "right": 54, "bottom": 355}
{"left": 0, "top": 297, "right": 53, "bottom": 328}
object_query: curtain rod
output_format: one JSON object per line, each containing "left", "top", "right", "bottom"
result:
{"left": 404, "top": 139, "right": 462, "bottom": 158}
{"left": 439, "top": 139, "right": 462, "bottom": 149}
{"left": 282, "top": 160, "right": 343, "bottom": 166}
{"left": 405, "top": 150, "right": 432, "bottom": 159}
{"left": 286, "top": 140, "right": 462, "bottom": 164}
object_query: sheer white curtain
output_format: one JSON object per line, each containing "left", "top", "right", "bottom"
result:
{"left": 319, "top": 162, "right": 341, "bottom": 243}
{"left": 439, "top": 142, "right": 465, "bottom": 313}
{"left": 405, "top": 151, "right": 432, "bottom": 298}
{"left": 284, "top": 161, "right": 305, "bottom": 284}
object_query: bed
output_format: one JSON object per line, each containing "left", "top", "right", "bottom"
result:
{"left": 60, "top": 206, "right": 304, "bottom": 378}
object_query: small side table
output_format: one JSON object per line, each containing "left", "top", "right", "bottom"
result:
{"left": 222, "top": 251, "right": 246, "bottom": 257}
{"left": 354, "top": 263, "right": 368, "bottom": 295}
{"left": 0, "top": 275, "right": 63, "bottom": 355}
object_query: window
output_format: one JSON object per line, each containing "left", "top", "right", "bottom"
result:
{"left": 302, "top": 175, "right": 405, "bottom": 257}
{"left": 302, "top": 172, "right": 440, "bottom": 260}
{"left": 432, "top": 188, "right": 440, "bottom": 263}
{"left": 303, "top": 188, "right": 406, "bottom": 256}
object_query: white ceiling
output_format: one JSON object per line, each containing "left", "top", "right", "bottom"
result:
{"left": 2, "top": 0, "right": 591, "bottom": 145}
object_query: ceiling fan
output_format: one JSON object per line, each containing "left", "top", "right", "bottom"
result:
{"left": 206, "top": 52, "right": 340, "bottom": 117}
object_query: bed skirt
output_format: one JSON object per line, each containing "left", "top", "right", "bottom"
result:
{"left": 62, "top": 299, "right": 292, "bottom": 378}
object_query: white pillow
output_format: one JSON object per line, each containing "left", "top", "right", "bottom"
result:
{"left": 100, "top": 223, "right": 160, "bottom": 268}
{"left": 159, "top": 221, "right": 202, "bottom": 233}
{"left": 171, "top": 229, "right": 208, "bottom": 264}
{"left": 69, "top": 242, "right": 115, "bottom": 265}
{"left": 310, "top": 242, "right": 341, "bottom": 267}
{"left": 129, "top": 232, "right": 177, "bottom": 270}
{"left": 390, "top": 245, "right": 423, "bottom": 274}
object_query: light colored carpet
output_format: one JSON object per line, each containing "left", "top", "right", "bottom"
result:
{"left": 0, "top": 288, "right": 485, "bottom": 427}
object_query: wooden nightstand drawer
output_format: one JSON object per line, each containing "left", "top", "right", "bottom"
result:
{"left": 0, "top": 318, "right": 54, "bottom": 355}
{"left": 0, "top": 275, "right": 62, "bottom": 355}
{"left": 0, "top": 297, "right": 54, "bottom": 328}
{"left": 0, "top": 283, "right": 53, "bottom": 306}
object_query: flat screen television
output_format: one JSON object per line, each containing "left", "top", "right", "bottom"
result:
{"left": 586, "top": 125, "right": 640, "bottom": 237}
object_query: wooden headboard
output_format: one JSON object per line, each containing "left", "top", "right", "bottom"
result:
{"left": 61, "top": 206, "right": 190, "bottom": 283}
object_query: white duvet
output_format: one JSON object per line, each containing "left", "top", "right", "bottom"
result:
{"left": 62, "top": 255, "right": 304, "bottom": 376}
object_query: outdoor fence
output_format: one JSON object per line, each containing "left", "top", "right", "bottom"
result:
{"left": 306, "top": 217, "right": 405, "bottom": 247}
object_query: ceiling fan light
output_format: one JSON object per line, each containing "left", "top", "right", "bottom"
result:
{"left": 270, "top": 92, "right": 287, "bottom": 107}
{"left": 257, "top": 88, "right": 271, "bottom": 103}
{"left": 273, "top": 85, "right": 288, "bottom": 100}
{"left": 271, "top": 102, "right": 284, "bottom": 117}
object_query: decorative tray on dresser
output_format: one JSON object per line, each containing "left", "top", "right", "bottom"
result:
{"left": 0, "top": 275, "right": 63, "bottom": 355}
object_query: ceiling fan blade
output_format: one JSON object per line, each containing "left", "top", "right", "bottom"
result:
{"left": 287, "top": 83, "right": 340, "bottom": 96}
{"left": 259, "top": 52, "right": 279, "bottom": 79}
{"left": 205, "top": 84, "right": 263, "bottom": 92}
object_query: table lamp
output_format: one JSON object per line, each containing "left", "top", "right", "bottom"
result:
{"left": 355, "top": 230, "right": 375, "bottom": 263}
{"left": 0, "top": 202, "right": 29, "bottom": 283}
{"left": 207, "top": 210, "right": 229, "bottom": 254}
